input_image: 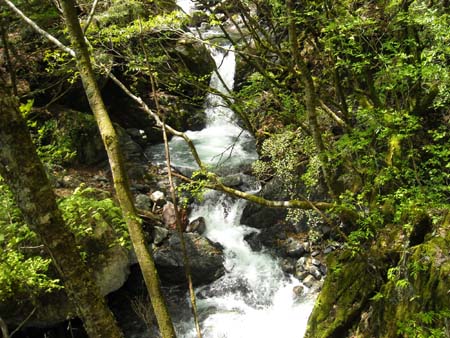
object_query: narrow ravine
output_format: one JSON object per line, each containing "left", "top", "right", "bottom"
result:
{"left": 148, "top": 19, "right": 317, "bottom": 336}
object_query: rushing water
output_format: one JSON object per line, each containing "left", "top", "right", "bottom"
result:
{"left": 149, "top": 6, "right": 316, "bottom": 336}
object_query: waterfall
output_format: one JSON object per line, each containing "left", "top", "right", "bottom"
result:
{"left": 149, "top": 3, "right": 316, "bottom": 336}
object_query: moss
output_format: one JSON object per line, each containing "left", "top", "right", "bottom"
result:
{"left": 306, "top": 252, "right": 385, "bottom": 338}
{"left": 366, "top": 231, "right": 450, "bottom": 337}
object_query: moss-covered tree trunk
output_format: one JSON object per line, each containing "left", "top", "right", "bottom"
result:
{"left": 58, "top": 1, "right": 176, "bottom": 337}
{"left": 0, "top": 87, "right": 124, "bottom": 338}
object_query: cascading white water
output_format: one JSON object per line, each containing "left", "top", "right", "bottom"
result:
{"left": 147, "top": 46, "right": 257, "bottom": 173}
{"left": 150, "top": 3, "right": 316, "bottom": 336}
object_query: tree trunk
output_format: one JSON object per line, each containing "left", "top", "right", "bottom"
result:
{"left": 58, "top": 1, "right": 176, "bottom": 337}
{"left": 0, "top": 87, "right": 124, "bottom": 338}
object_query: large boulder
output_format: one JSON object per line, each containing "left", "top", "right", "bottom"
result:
{"left": 240, "top": 177, "right": 289, "bottom": 229}
{"left": 153, "top": 232, "right": 225, "bottom": 285}
{"left": 0, "top": 240, "right": 130, "bottom": 328}
{"left": 305, "top": 214, "right": 450, "bottom": 338}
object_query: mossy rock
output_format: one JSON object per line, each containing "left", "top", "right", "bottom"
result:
{"left": 305, "top": 252, "right": 386, "bottom": 338}
{"left": 364, "top": 235, "right": 450, "bottom": 337}
{"left": 305, "top": 214, "right": 450, "bottom": 338}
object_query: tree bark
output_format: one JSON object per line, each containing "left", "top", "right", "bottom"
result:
{"left": 58, "top": 1, "right": 176, "bottom": 337}
{"left": 0, "top": 87, "right": 123, "bottom": 338}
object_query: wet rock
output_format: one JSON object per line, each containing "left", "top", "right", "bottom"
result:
{"left": 302, "top": 275, "right": 317, "bottom": 288}
{"left": 309, "top": 266, "right": 323, "bottom": 280}
{"left": 240, "top": 178, "right": 289, "bottom": 229}
{"left": 311, "top": 258, "right": 321, "bottom": 267}
{"left": 319, "top": 264, "right": 327, "bottom": 276}
{"left": 187, "top": 217, "right": 206, "bottom": 235}
{"left": 281, "top": 258, "right": 296, "bottom": 274}
{"left": 153, "top": 233, "right": 225, "bottom": 285}
{"left": 323, "top": 246, "right": 334, "bottom": 254}
{"left": 285, "top": 238, "right": 306, "bottom": 258}
{"left": 244, "top": 231, "right": 262, "bottom": 251}
{"left": 220, "top": 174, "right": 243, "bottom": 187}
{"left": 295, "top": 270, "right": 310, "bottom": 281}
{"left": 311, "top": 250, "right": 320, "bottom": 257}
{"left": 293, "top": 285, "right": 305, "bottom": 299}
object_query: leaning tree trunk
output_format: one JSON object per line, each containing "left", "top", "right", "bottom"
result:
{"left": 58, "top": 1, "right": 176, "bottom": 337}
{"left": 0, "top": 87, "right": 124, "bottom": 338}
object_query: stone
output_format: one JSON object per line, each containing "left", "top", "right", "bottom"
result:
{"left": 323, "top": 246, "right": 334, "bottom": 254}
{"left": 162, "top": 202, "right": 177, "bottom": 229}
{"left": 319, "top": 264, "right": 328, "bottom": 276}
{"left": 311, "top": 250, "right": 320, "bottom": 257}
{"left": 293, "top": 285, "right": 305, "bottom": 299}
{"left": 150, "top": 190, "right": 165, "bottom": 203}
{"left": 285, "top": 238, "right": 306, "bottom": 258}
{"left": 152, "top": 226, "right": 169, "bottom": 246}
{"left": 303, "top": 241, "right": 311, "bottom": 253}
{"left": 135, "top": 194, "right": 152, "bottom": 211}
{"left": 311, "top": 258, "right": 321, "bottom": 267}
{"left": 153, "top": 233, "right": 224, "bottom": 285}
{"left": 240, "top": 178, "right": 289, "bottom": 229}
{"left": 295, "top": 270, "right": 310, "bottom": 281}
{"left": 220, "top": 174, "right": 243, "bottom": 187}
{"left": 295, "top": 258, "right": 306, "bottom": 273}
{"left": 281, "top": 258, "right": 296, "bottom": 274}
{"left": 244, "top": 231, "right": 262, "bottom": 251}
{"left": 187, "top": 217, "right": 207, "bottom": 235}
{"left": 309, "top": 266, "right": 323, "bottom": 280}
{"left": 303, "top": 275, "right": 316, "bottom": 288}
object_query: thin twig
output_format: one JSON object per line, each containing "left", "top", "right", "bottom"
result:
{"left": 9, "top": 307, "right": 36, "bottom": 337}
{"left": 83, "top": 0, "right": 100, "bottom": 34}
{"left": 162, "top": 123, "right": 203, "bottom": 338}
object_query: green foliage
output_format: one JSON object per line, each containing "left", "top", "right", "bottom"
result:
{"left": 397, "top": 310, "right": 450, "bottom": 338}
{"left": 22, "top": 101, "right": 78, "bottom": 165}
{"left": 252, "top": 130, "right": 317, "bottom": 196}
{"left": 58, "top": 185, "right": 129, "bottom": 248}
{"left": 0, "top": 179, "right": 61, "bottom": 302}
{"left": 177, "top": 169, "right": 216, "bottom": 205}
{"left": 0, "top": 179, "right": 128, "bottom": 302}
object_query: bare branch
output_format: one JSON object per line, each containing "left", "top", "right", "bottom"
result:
{"left": 83, "top": 0, "right": 99, "bottom": 34}
{"left": 0, "top": 316, "right": 9, "bottom": 338}
{"left": 9, "top": 307, "right": 36, "bottom": 337}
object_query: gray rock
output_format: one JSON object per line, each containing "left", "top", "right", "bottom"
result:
{"left": 311, "top": 258, "right": 321, "bottom": 267}
{"left": 281, "top": 258, "right": 296, "bottom": 274}
{"left": 152, "top": 226, "right": 170, "bottom": 245}
{"left": 240, "top": 178, "right": 289, "bottom": 229}
{"left": 153, "top": 233, "right": 224, "bottom": 285}
{"left": 187, "top": 217, "right": 206, "bottom": 235}
{"left": 295, "top": 270, "right": 310, "bottom": 281}
{"left": 150, "top": 190, "right": 165, "bottom": 203}
{"left": 285, "top": 238, "right": 306, "bottom": 258}
{"left": 295, "top": 257, "right": 307, "bottom": 273}
{"left": 220, "top": 174, "right": 243, "bottom": 187}
{"left": 319, "top": 264, "right": 328, "bottom": 276}
{"left": 309, "top": 266, "right": 323, "bottom": 280}
{"left": 135, "top": 194, "right": 152, "bottom": 211}
{"left": 303, "top": 241, "right": 311, "bottom": 253}
{"left": 293, "top": 285, "right": 305, "bottom": 299}
{"left": 311, "top": 250, "right": 321, "bottom": 257}
{"left": 323, "top": 246, "right": 334, "bottom": 254}
{"left": 303, "top": 275, "right": 317, "bottom": 288}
